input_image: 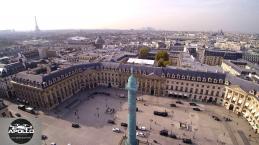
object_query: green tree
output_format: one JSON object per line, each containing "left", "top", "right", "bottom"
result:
{"left": 139, "top": 47, "right": 149, "bottom": 59}
{"left": 155, "top": 51, "right": 169, "bottom": 61}
{"left": 156, "top": 51, "right": 170, "bottom": 67}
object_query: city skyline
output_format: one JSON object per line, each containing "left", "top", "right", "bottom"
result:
{"left": 0, "top": 0, "right": 259, "bottom": 33}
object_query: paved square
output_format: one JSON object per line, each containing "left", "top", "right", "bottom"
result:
{"left": 6, "top": 88, "right": 259, "bottom": 145}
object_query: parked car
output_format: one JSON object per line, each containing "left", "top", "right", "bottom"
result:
{"left": 189, "top": 102, "right": 198, "bottom": 106}
{"left": 176, "top": 101, "right": 183, "bottom": 104}
{"left": 41, "top": 135, "right": 48, "bottom": 140}
{"left": 192, "top": 108, "right": 201, "bottom": 111}
{"left": 50, "top": 143, "right": 56, "bottom": 145}
{"left": 154, "top": 111, "right": 168, "bottom": 117}
{"left": 160, "top": 129, "right": 168, "bottom": 137}
{"left": 72, "top": 123, "right": 80, "bottom": 128}
{"left": 169, "top": 133, "right": 177, "bottom": 139}
{"left": 182, "top": 138, "right": 192, "bottom": 144}
{"left": 15, "top": 113, "right": 21, "bottom": 117}
{"left": 223, "top": 117, "right": 232, "bottom": 121}
{"left": 25, "top": 107, "right": 36, "bottom": 114}
{"left": 18, "top": 105, "right": 26, "bottom": 111}
{"left": 121, "top": 122, "right": 128, "bottom": 127}
{"left": 112, "top": 128, "right": 121, "bottom": 133}
{"left": 212, "top": 115, "right": 221, "bottom": 121}
{"left": 170, "top": 104, "right": 177, "bottom": 107}
{"left": 139, "top": 126, "right": 147, "bottom": 131}
{"left": 136, "top": 132, "right": 145, "bottom": 137}
{"left": 107, "top": 120, "right": 115, "bottom": 124}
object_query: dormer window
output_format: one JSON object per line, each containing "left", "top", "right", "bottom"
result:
{"left": 162, "top": 73, "right": 165, "bottom": 77}
{"left": 192, "top": 77, "right": 196, "bottom": 81}
{"left": 197, "top": 77, "right": 201, "bottom": 81}
{"left": 181, "top": 75, "right": 185, "bottom": 79}
{"left": 167, "top": 73, "right": 170, "bottom": 77}
{"left": 208, "top": 78, "right": 212, "bottom": 82}
{"left": 177, "top": 74, "right": 180, "bottom": 79}
{"left": 187, "top": 75, "right": 190, "bottom": 80}
{"left": 202, "top": 77, "right": 206, "bottom": 82}
{"left": 172, "top": 74, "right": 175, "bottom": 78}
{"left": 219, "top": 79, "right": 223, "bottom": 84}
{"left": 249, "top": 90, "right": 255, "bottom": 95}
{"left": 213, "top": 79, "right": 218, "bottom": 83}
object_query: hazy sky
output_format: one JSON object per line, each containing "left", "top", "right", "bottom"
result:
{"left": 0, "top": 0, "right": 259, "bottom": 33}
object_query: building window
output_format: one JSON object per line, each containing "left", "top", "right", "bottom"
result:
{"left": 211, "top": 91, "right": 214, "bottom": 96}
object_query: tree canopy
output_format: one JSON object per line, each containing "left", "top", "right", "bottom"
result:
{"left": 155, "top": 50, "right": 169, "bottom": 61}
{"left": 139, "top": 47, "right": 149, "bottom": 59}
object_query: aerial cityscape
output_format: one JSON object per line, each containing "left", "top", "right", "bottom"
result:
{"left": 0, "top": 0, "right": 259, "bottom": 145}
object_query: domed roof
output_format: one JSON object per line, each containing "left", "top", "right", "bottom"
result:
{"left": 95, "top": 36, "right": 105, "bottom": 45}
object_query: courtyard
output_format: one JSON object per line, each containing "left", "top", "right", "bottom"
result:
{"left": 7, "top": 88, "right": 259, "bottom": 145}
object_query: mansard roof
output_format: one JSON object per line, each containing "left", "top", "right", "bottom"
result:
{"left": 12, "top": 62, "right": 226, "bottom": 89}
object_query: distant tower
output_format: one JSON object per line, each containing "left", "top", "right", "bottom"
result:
{"left": 35, "top": 16, "right": 40, "bottom": 32}
{"left": 126, "top": 66, "right": 138, "bottom": 145}
{"left": 38, "top": 47, "right": 48, "bottom": 59}
{"left": 94, "top": 36, "right": 105, "bottom": 49}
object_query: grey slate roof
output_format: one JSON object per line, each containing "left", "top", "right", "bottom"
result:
{"left": 226, "top": 74, "right": 259, "bottom": 92}
{"left": 12, "top": 62, "right": 226, "bottom": 89}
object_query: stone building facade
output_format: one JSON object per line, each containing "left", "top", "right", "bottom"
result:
{"left": 223, "top": 85, "right": 259, "bottom": 133}
{"left": 11, "top": 62, "right": 225, "bottom": 110}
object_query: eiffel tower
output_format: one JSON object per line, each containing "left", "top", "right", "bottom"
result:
{"left": 35, "top": 16, "right": 40, "bottom": 32}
